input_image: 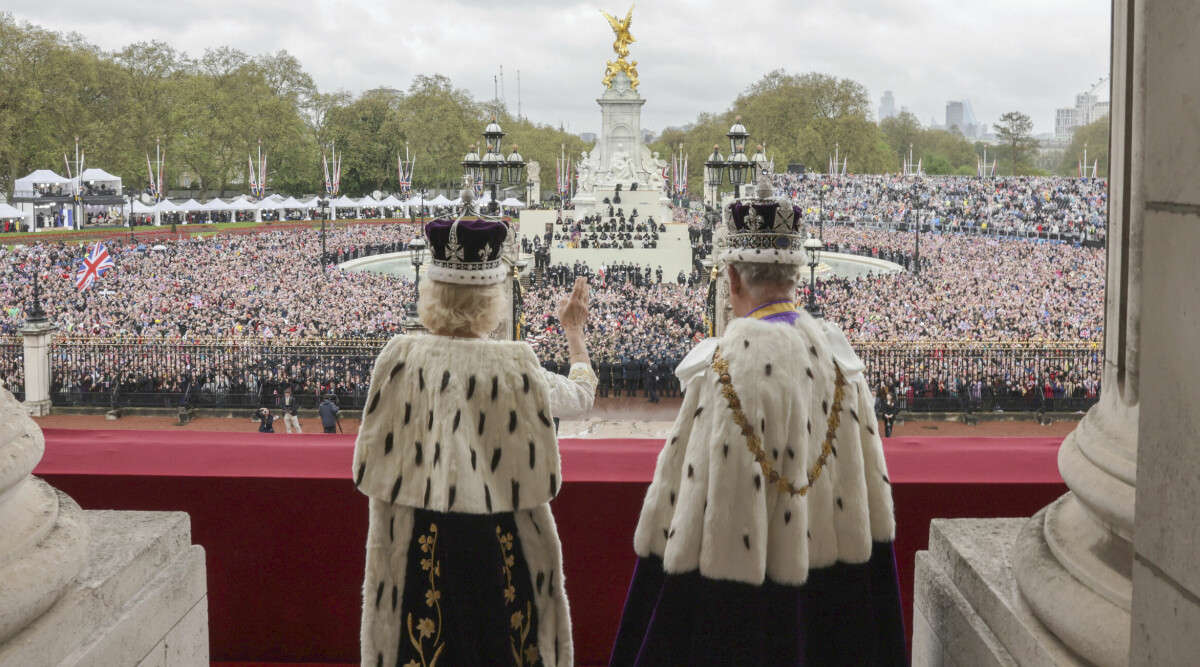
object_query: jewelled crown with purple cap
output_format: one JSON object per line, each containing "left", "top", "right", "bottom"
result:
{"left": 423, "top": 186, "right": 511, "bottom": 287}
{"left": 723, "top": 172, "right": 806, "bottom": 265}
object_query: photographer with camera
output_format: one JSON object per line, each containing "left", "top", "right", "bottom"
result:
{"left": 253, "top": 406, "right": 276, "bottom": 434}
{"left": 318, "top": 394, "right": 340, "bottom": 434}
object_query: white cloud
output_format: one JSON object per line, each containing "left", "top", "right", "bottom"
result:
{"left": 12, "top": 0, "right": 1110, "bottom": 134}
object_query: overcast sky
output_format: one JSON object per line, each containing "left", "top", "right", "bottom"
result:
{"left": 14, "top": 0, "right": 1111, "bottom": 135}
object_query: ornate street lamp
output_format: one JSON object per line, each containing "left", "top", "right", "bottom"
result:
{"left": 25, "top": 260, "right": 48, "bottom": 325}
{"left": 317, "top": 196, "right": 330, "bottom": 271}
{"left": 803, "top": 236, "right": 824, "bottom": 318}
{"left": 704, "top": 144, "right": 725, "bottom": 208}
{"left": 726, "top": 117, "right": 752, "bottom": 197}
{"left": 463, "top": 118, "right": 526, "bottom": 215}
{"left": 127, "top": 191, "right": 137, "bottom": 245}
{"left": 406, "top": 237, "right": 427, "bottom": 321}
{"left": 750, "top": 144, "right": 771, "bottom": 180}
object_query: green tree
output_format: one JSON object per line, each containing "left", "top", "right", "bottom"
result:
{"left": 1057, "top": 115, "right": 1109, "bottom": 177}
{"left": 994, "top": 111, "right": 1039, "bottom": 175}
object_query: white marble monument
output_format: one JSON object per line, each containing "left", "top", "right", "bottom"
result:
{"left": 571, "top": 8, "right": 672, "bottom": 224}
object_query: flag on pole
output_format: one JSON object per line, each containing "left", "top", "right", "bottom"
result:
{"left": 75, "top": 242, "right": 115, "bottom": 291}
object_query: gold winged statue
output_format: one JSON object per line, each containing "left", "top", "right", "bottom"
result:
{"left": 601, "top": 5, "right": 639, "bottom": 90}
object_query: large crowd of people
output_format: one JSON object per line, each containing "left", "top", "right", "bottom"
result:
{"left": 773, "top": 173, "right": 1108, "bottom": 241}
{"left": 0, "top": 171, "right": 1109, "bottom": 410}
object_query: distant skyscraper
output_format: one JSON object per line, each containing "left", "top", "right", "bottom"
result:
{"left": 879, "top": 91, "right": 897, "bottom": 121}
{"left": 945, "top": 101, "right": 965, "bottom": 134}
{"left": 1055, "top": 87, "right": 1110, "bottom": 141}
{"left": 944, "top": 99, "right": 983, "bottom": 137}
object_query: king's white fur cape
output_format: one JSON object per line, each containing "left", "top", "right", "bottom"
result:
{"left": 633, "top": 313, "right": 896, "bottom": 586}
{"left": 354, "top": 334, "right": 574, "bottom": 667}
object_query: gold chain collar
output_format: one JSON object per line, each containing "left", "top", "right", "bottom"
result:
{"left": 710, "top": 347, "right": 846, "bottom": 496}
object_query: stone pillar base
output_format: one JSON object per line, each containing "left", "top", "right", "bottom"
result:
{"left": 913, "top": 518, "right": 1089, "bottom": 666}
{"left": 23, "top": 399, "right": 52, "bottom": 417}
{"left": 0, "top": 510, "right": 209, "bottom": 666}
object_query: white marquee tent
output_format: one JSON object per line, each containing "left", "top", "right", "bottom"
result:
{"left": 500, "top": 197, "right": 526, "bottom": 208}
{"left": 0, "top": 203, "right": 26, "bottom": 218}
{"left": 14, "top": 170, "right": 73, "bottom": 193}
{"left": 78, "top": 168, "right": 122, "bottom": 192}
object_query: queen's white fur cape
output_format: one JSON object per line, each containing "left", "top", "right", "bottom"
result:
{"left": 633, "top": 313, "right": 896, "bottom": 586}
{"left": 353, "top": 334, "right": 581, "bottom": 667}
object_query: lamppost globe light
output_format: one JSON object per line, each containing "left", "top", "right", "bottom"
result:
{"left": 704, "top": 144, "right": 725, "bottom": 186}
{"left": 804, "top": 237, "right": 824, "bottom": 265}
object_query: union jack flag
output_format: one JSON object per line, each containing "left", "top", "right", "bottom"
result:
{"left": 75, "top": 242, "right": 114, "bottom": 291}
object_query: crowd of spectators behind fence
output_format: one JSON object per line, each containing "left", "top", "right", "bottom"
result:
{"left": 0, "top": 173, "right": 1108, "bottom": 411}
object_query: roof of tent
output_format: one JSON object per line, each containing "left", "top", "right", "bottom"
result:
{"left": 357, "top": 195, "right": 378, "bottom": 206}
{"left": 156, "top": 199, "right": 180, "bottom": 212}
{"left": 0, "top": 203, "right": 26, "bottom": 218}
{"left": 428, "top": 195, "right": 453, "bottom": 206}
{"left": 127, "top": 201, "right": 156, "bottom": 213}
{"left": 500, "top": 197, "right": 525, "bottom": 207}
{"left": 257, "top": 198, "right": 282, "bottom": 210}
{"left": 79, "top": 168, "right": 122, "bottom": 183}
{"left": 201, "top": 198, "right": 229, "bottom": 210}
{"left": 177, "top": 199, "right": 203, "bottom": 211}
{"left": 377, "top": 195, "right": 404, "bottom": 207}
{"left": 278, "top": 197, "right": 309, "bottom": 208}
{"left": 228, "top": 198, "right": 258, "bottom": 210}
{"left": 404, "top": 195, "right": 425, "bottom": 206}
{"left": 333, "top": 195, "right": 359, "bottom": 207}
{"left": 15, "top": 170, "right": 72, "bottom": 187}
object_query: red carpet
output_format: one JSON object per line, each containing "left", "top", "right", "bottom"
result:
{"left": 36, "top": 429, "right": 1066, "bottom": 665}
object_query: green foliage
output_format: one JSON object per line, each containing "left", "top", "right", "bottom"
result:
{"left": 994, "top": 111, "right": 1040, "bottom": 175}
{"left": 1057, "top": 115, "right": 1109, "bottom": 177}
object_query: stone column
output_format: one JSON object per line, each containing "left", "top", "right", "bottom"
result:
{"left": 1127, "top": 0, "right": 1200, "bottom": 661}
{"left": 0, "top": 388, "right": 89, "bottom": 643}
{"left": 1007, "top": 0, "right": 1143, "bottom": 659}
{"left": 20, "top": 319, "right": 57, "bottom": 417}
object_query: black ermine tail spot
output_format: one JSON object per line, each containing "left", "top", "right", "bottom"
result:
{"left": 418, "top": 368, "right": 425, "bottom": 390}
{"left": 523, "top": 373, "right": 530, "bottom": 393}
{"left": 355, "top": 462, "right": 366, "bottom": 486}
{"left": 453, "top": 410, "right": 461, "bottom": 432}
{"left": 765, "top": 363, "right": 772, "bottom": 376}
{"left": 491, "top": 376, "right": 499, "bottom": 401}
{"left": 423, "top": 479, "right": 431, "bottom": 508}
{"left": 509, "top": 410, "right": 518, "bottom": 433}
{"left": 467, "top": 375, "right": 476, "bottom": 399}
{"left": 384, "top": 432, "right": 393, "bottom": 455}
{"left": 390, "top": 475, "right": 403, "bottom": 503}
{"left": 367, "top": 393, "right": 380, "bottom": 414}
{"left": 389, "top": 361, "right": 405, "bottom": 380}
{"left": 491, "top": 448, "right": 502, "bottom": 473}
{"left": 528, "top": 441, "right": 536, "bottom": 469}
{"left": 404, "top": 403, "right": 411, "bottom": 424}
{"left": 375, "top": 581, "right": 384, "bottom": 608}
{"left": 440, "top": 370, "right": 450, "bottom": 392}
{"left": 433, "top": 442, "right": 441, "bottom": 467}
{"left": 485, "top": 485, "right": 493, "bottom": 512}
{"left": 538, "top": 410, "right": 551, "bottom": 427}
{"left": 478, "top": 411, "right": 487, "bottom": 435}
{"left": 512, "top": 479, "right": 521, "bottom": 508}
{"left": 414, "top": 442, "right": 423, "bottom": 466}
{"left": 448, "top": 485, "right": 456, "bottom": 508}
{"left": 550, "top": 474, "right": 557, "bottom": 495}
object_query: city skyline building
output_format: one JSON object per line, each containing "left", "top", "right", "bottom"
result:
{"left": 879, "top": 90, "right": 897, "bottom": 121}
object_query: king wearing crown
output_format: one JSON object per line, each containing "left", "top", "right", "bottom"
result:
{"left": 609, "top": 173, "right": 908, "bottom": 665}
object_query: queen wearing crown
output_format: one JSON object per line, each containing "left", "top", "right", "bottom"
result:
{"left": 352, "top": 206, "right": 596, "bottom": 667}
{"left": 609, "top": 175, "right": 908, "bottom": 666}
